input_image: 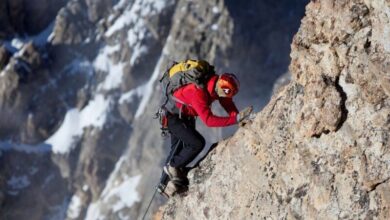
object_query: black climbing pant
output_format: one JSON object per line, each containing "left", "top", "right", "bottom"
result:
{"left": 165, "top": 114, "right": 205, "bottom": 168}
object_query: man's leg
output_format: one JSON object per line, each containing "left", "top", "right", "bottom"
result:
{"left": 165, "top": 134, "right": 183, "bottom": 165}
{"left": 167, "top": 115, "right": 205, "bottom": 168}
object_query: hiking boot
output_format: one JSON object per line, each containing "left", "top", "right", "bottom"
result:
{"left": 163, "top": 165, "right": 186, "bottom": 184}
{"left": 158, "top": 181, "right": 177, "bottom": 198}
{"left": 158, "top": 180, "right": 188, "bottom": 198}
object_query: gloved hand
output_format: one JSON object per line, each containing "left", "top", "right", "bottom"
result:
{"left": 236, "top": 106, "right": 253, "bottom": 123}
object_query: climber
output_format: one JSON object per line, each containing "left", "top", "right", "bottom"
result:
{"left": 156, "top": 60, "right": 253, "bottom": 197}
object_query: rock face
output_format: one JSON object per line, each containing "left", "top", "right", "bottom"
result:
{"left": 50, "top": 0, "right": 113, "bottom": 45}
{"left": 0, "top": 0, "right": 307, "bottom": 219}
{"left": 0, "top": 148, "right": 68, "bottom": 220}
{"left": 163, "top": 0, "right": 390, "bottom": 219}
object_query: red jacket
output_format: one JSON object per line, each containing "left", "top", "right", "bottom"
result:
{"left": 173, "top": 75, "right": 238, "bottom": 127}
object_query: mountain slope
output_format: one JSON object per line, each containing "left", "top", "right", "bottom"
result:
{"left": 0, "top": 0, "right": 307, "bottom": 219}
{"left": 162, "top": 0, "right": 390, "bottom": 219}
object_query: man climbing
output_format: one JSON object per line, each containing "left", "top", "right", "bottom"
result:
{"left": 157, "top": 60, "right": 253, "bottom": 197}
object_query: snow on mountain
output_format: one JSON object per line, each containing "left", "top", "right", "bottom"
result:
{"left": 84, "top": 156, "right": 142, "bottom": 220}
{"left": 67, "top": 194, "right": 82, "bottom": 219}
{"left": 45, "top": 94, "right": 112, "bottom": 154}
{"left": 47, "top": 0, "right": 173, "bottom": 154}
{"left": 94, "top": 45, "right": 123, "bottom": 91}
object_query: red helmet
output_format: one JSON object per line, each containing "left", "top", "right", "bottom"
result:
{"left": 216, "top": 73, "right": 240, "bottom": 98}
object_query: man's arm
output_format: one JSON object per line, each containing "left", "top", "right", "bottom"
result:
{"left": 219, "top": 97, "right": 239, "bottom": 117}
{"left": 191, "top": 91, "right": 237, "bottom": 127}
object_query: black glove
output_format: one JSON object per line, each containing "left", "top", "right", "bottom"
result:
{"left": 236, "top": 106, "right": 253, "bottom": 123}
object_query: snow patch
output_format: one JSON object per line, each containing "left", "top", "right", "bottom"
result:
{"left": 98, "top": 0, "right": 173, "bottom": 95}
{"left": 119, "top": 87, "right": 142, "bottom": 104}
{"left": 85, "top": 202, "right": 103, "bottom": 220}
{"left": 212, "top": 6, "right": 220, "bottom": 14}
{"left": 101, "top": 174, "right": 142, "bottom": 212}
{"left": 114, "top": 0, "right": 128, "bottom": 10}
{"left": 11, "top": 38, "right": 24, "bottom": 49}
{"left": 105, "top": 9, "right": 135, "bottom": 37}
{"left": 94, "top": 44, "right": 125, "bottom": 91}
{"left": 67, "top": 194, "right": 82, "bottom": 219}
{"left": 85, "top": 156, "right": 142, "bottom": 219}
{"left": 130, "top": 45, "right": 148, "bottom": 65}
{"left": 106, "top": 0, "right": 169, "bottom": 38}
{"left": 106, "top": 0, "right": 172, "bottom": 65}
{"left": 66, "top": 59, "right": 94, "bottom": 76}
{"left": 79, "top": 95, "right": 111, "bottom": 128}
{"left": 7, "top": 175, "right": 31, "bottom": 190}
{"left": 45, "top": 95, "right": 111, "bottom": 154}
{"left": 45, "top": 109, "right": 80, "bottom": 154}
{"left": 153, "top": 1, "right": 169, "bottom": 11}
{"left": 211, "top": 24, "right": 219, "bottom": 31}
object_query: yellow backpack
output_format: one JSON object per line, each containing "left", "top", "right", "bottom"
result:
{"left": 168, "top": 60, "right": 213, "bottom": 79}
{"left": 156, "top": 59, "right": 215, "bottom": 135}
{"left": 160, "top": 59, "right": 215, "bottom": 98}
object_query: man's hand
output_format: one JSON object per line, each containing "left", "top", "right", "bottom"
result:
{"left": 237, "top": 106, "right": 253, "bottom": 123}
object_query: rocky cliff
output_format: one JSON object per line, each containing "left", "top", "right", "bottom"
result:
{"left": 162, "top": 0, "right": 390, "bottom": 219}
{"left": 0, "top": 0, "right": 307, "bottom": 219}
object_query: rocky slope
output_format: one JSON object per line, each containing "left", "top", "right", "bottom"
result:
{"left": 0, "top": 0, "right": 307, "bottom": 219}
{"left": 162, "top": 0, "right": 390, "bottom": 219}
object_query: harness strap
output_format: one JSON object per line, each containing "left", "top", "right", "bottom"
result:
{"left": 171, "top": 96, "right": 192, "bottom": 119}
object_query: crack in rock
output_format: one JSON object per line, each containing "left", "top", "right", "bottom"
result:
{"left": 368, "top": 177, "right": 390, "bottom": 193}
{"left": 334, "top": 76, "right": 349, "bottom": 131}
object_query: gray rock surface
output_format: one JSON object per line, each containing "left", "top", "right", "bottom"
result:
{"left": 162, "top": 0, "right": 390, "bottom": 219}
{"left": 0, "top": 0, "right": 307, "bottom": 219}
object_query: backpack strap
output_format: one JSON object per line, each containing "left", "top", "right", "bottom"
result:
{"left": 170, "top": 96, "right": 193, "bottom": 119}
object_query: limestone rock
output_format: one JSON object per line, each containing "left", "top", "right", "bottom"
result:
{"left": 162, "top": 0, "right": 390, "bottom": 219}
{"left": 51, "top": 1, "right": 91, "bottom": 45}
{"left": 84, "top": 0, "right": 113, "bottom": 23}
{"left": 51, "top": 0, "right": 113, "bottom": 45}
{"left": 0, "top": 46, "right": 11, "bottom": 69}
{"left": 18, "top": 42, "right": 42, "bottom": 69}
{"left": 0, "top": 0, "right": 310, "bottom": 219}
{"left": 0, "top": 150, "right": 68, "bottom": 220}
{"left": 272, "top": 72, "right": 291, "bottom": 96}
